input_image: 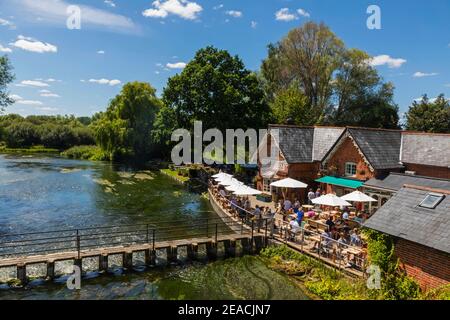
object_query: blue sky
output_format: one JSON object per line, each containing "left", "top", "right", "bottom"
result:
{"left": 0, "top": 0, "right": 449, "bottom": 120}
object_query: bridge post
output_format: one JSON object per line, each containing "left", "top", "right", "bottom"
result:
{"left": 99, "top": 254, "right": 108, "bottom": 272}
{"left": 167, "top": 246, "right": 178, "bottom": 264}
{"left": 187, "top": 243, "right": 198, "bottom": 260}
{"left": 46, "top": 260, "right": 55, "bottom": 280}
{"left": 123, "top": 251, "right": 133, "bottom": 270}
{"left": 223, "top": 239, "right": 236, "bottom": 258}
{"left": 17, "top": 264, "right": 27, "bottom": 286}
{"left": 254, "top": 235, "right": 264, "bottom": 253}
{"left": 206, "top": 241, "right": 217, "bottom": 260}
{"left": 241, "top": 238, "right": 252, "bottom": 255}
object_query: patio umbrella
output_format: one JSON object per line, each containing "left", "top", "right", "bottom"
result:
{"left": 270, "top": 178, "right": 308, "bottom": 189}
{"left": 270, "top": 177, "right": 308, "bottom": 200}
{"left": 212, "top": 172, "right": 232, "bottom": 179}
{"left": 311, "top": 194, "right": 351, "bottom": 207}
{"left": 217, "top": 176, "right": 235, "bottom": 186}
{"left": 341, "top": 191, "right": 376, "bottom": 203}
{"left": 225, "top": 179, "right": 244, "bottom": 191}
{"left": 233, "top": 185, "right": 262, "bottom": 196}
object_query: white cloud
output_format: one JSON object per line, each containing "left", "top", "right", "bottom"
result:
{"left": 369, "top": 55, "right": 407, "bottom": 68}
{"left": 213, "top": 4, "right": 223, "bottom": 10}
{"left": 143, "top": 0, "right": 203, "bottom": 20}
{"left": 20, "top": 80, "right": 50, "bottom": 87}
{"left": 37, "top": 106, "right": 58, "bottom": 112}
{"left": 251, "top": 21, "right": 257, "bottom": 29}
{"left": 88, "top": 78, "right": 122, "bottom": 86}
{"left": 9, "top": 94, "right": 23, "bottom": 101}
{"left": 97, "top": 50, "right": 105, "bottom": 54}
{"left": 14, "top": 0, "right": 138, "bottom": 33}
{"left": 40, "top": 91, "right": 60, "bottom": 98}
{"left": 0, "top": 44, "right": 12, "bottom": 53}
{"left": 166, "top": 62, "right": 186, "bottom": 69}
{"left": 297, "top": 9, "right": 310, "bottom": 18}
{"left": 445, "top": 83, "right": 450, "bottom": 88}
{"left": 104, "top": 0, "right": 116, "bottom": 7}
{"left": 11, "top": 35, "right": 57, "bottom": 53}
{"left": 0, "top": 17, "right": 15, "bottom": 29}
{"left": 413, "top": 72, "right": 438, "bottom": 78}
{"left": 17, "top": 99, "right": 43, "bottom": 105}
{"left": 226, "top": 10, "right": 242, "bottom": 18}
{"left": 275, "top": 8, "right": 298, "bottom": 22}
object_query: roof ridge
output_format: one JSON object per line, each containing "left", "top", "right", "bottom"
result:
{"left": 403, "top": 184, "right": 450, "bottom": 195}
{"left": 390, "top": 172, "right": 450, "bottom": 182}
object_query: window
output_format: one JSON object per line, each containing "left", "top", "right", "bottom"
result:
{"left": 419, "top": 193, "right": 445, "bottom": 209}
{"left": 344, "top": 162, "right": 357, "bottom": 176}
{"left": 263, "top": 179, "right": 272, "bottom": 193}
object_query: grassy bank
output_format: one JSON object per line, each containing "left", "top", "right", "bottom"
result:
{"left": 0, "top": 145, "right": 59, "bottom": 154}
{"left": 160, "top": 168, "right": 190, "bottom": 183}
{"left": 60, "top": 145, "right": 108, "bottom": 161}
{"left": 259, "top": 245, "right": 450, "bottom": 300}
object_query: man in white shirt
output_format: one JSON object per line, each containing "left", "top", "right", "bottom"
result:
{"left": 307, "top": 188, "right": 315, "bottom": 204}
{"left": 289, "top": 218, "right": 300, "bottom": 239}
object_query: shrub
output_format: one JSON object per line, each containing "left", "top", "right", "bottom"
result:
{"left": 61, "top": 145, "right": 107, "bottom": 161}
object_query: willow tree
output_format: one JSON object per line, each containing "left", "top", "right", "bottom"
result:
{"left": 92, "top": 82, "right": 162, "bottom": 160}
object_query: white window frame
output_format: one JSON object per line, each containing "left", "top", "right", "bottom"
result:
{"left": 344, "top": 162, "right": 357, "bottom": 177}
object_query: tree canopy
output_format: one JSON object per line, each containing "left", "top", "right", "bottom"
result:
{"left": 163, "top": 46, "right": 271, "bottom": 132}
{"left": 405, "top": 94, "right": 450, "bottom": 133}
{"left": 92, "top": 82, "right": 162, "bottom": 160}
{"left": 261, "top": 22, "right": 399, "bottom": 129}
{"left": 0, "top": 55, "right": 14, "bottom": 113}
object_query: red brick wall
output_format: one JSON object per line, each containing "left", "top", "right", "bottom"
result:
{"left": 395, "top": 238, "right": 450, "bottom": 290}
{"left": 326, "top": 137, "right": 375, "bottom": 181}
{"left": 404, "top": 163, "right": 450, "bottom": 179}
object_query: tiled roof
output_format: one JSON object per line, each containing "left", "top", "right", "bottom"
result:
{"left": 348, "top": 128, "right": 403, "bottom": 170}
{"left": 364, "top": 186, "right": 450, "bottom": 254}
{"left": 401, "top": 133, "right": 450, "bottom": 168}
{"left": 312, "top": 127, "right": 346, "bottom": 161}
{"left": 269, "top": 126, "right": 344, "bottom": 163}
{"left": 364, "top": 173, "right": 450, "bottom": 192}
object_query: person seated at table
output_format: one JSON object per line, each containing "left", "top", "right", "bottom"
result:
{"left": 350, "top": 230, "right": 362, "bottom": 246}
{"left": 353, "top": 212, "right": 364, "bottom": 224}
{"left": 283, "top": 198, "right": 292, "bottom": 211}
{"left": 294, "top": 199, "right": 301, "bottom": 210}
{"left": 296, "top": 207, "right": 304, "bottom": 226}
{"left": 337, "top": 233, "right": 348, "bottom": 248}
{"left": 219, "top": 187, "right": 227, "bottom": 198}
{"left": 288, "top": 217, "right": 300, "bottom": 240}
{"left": 306, "top": 210, "right": 316, "bottom": 219}
{"left": 325, "top": 216, "right": 335, "bottom": 232}
{"left": 319, "top": 229, "right": 332, "bottom": 250}
{"left": 342, "top": 207, "right": 350, "bottom": 220}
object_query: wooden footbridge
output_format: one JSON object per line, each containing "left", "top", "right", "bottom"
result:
{"left": 0, "top": 215, "right": 270, "bottom": 285}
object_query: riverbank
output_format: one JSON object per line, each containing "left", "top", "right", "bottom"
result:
{"left": 0, "top": 145, "right": 59, "bottom": 154}
{"left": 160, "top": 168, "right": 190, "bottom": 184}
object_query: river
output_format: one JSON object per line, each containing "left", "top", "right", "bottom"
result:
{"left": 0, "top": 154, "right": 309, "bottom": 300}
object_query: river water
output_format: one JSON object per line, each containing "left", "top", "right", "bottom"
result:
{"left": 0, "top": 154, "right": 309, "bottom": 300}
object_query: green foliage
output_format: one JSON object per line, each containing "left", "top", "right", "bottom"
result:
{"left": 163, "top": 46, "right": 271, "bottom": 132}
{"left": 151, "top": 104, "right": 178, "bottom": 158}
{"left": 0, "top": 114, "right": 95, "bottom": 149}
{"left": 261, "top": 22, "right": 399, "bottom": 129}
{"left": 92, "top": 81, "right": 162, "bottom": 161}
{"left": 405, "top": 94, "right": 450, "bottom": 133}
{"left": 270, "top": 83, "right": 321, "bottom": 125}
{"left": 363, "top": 229, "right": 421, "bottom": 300}
{"left": 0, "top": 55, "right": 15, "bottom": 113}
{"left": 61, "top": 145, "right": 107, "bottom": 161}
{"left": 420, "top": 284, "right": 450, "bottom": 300}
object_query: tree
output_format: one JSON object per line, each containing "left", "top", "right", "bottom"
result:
{"left": 163, "top": 46, "right": 271, "bottom": 132}
{"left": 0, "top": 55, "right": 15, "bottom": 113}
{"left": 261, "top": 22, "right": 400, "bottom": 129}
{"left": 405, "top": 94, "right": 450, "bottom": 133}
{"left": 151, "top": 104, "right": 178, "bottom": 158}
{"left": 262, "top": 22, "right": 344, "bottom": 113}
{"left": 92, "top": 82, "right": 162, "bottom": 160}
{"left": 270, "top": 83, "right": 321, "bottom": 125}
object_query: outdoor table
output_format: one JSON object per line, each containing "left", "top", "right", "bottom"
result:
{"left": 303, "top": 205, "right": 314, "bottom": 209}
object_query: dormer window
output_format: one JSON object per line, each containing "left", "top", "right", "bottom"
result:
{"left": 344, "top": 162, "right": 357, "bottom": 177}
{"left": 419, "top": 193, "right": 445, "bottom": 209}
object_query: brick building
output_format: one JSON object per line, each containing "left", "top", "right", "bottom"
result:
{"left": 364, "top": 185, "right": 450, "bottom": 290}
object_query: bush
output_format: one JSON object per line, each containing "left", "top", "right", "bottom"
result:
{"left": 61, "top": 145, "right": 107, "bottom": 161}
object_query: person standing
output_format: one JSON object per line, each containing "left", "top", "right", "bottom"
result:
{"left": 307, "top": 188, "right": 315, "bottom": 205}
